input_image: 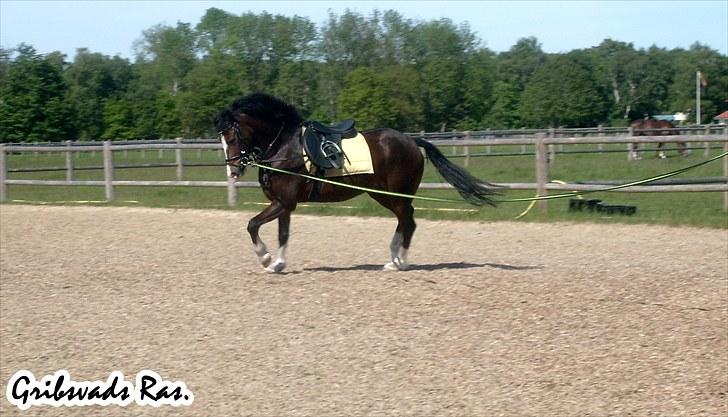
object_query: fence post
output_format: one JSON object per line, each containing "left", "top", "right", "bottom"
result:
{"left": 464, "top": 131, "right": 470, "bottom": 168}
{"left": 548, "top": 128, "right": 556, "bottom": 163}
{"left": 486, "top": 128, "right": 491, "bottom": 154}
{"left": 0, "top": 144, "right": 6, "bottom": 202}
{"left": 65, "top": 140, "right": 74, "bottom": 182}
{"left": 521, "top": 128, "right": 526, "bottom": 154}
{"left": 175, "top": 137, "right": 183, "bottom": 181}
{"left": 535, "top": 132, "right": 548, "bottom": 213}
{"left": 103, "top": 141, "right": 114, "bottom": 202}
{"left": 227, "top": 177, "right": 237, "bottom": 207}
{"left": 724, "top": 132, "right": 727, "bottom": 212}
{"left": 597, "top": 124, "right": 604, "bottom": 152}
{"left": 627, "top": 126, "right": 636, "bottom": 161}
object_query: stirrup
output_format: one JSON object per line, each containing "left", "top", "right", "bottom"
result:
{"left": 321, "top": 140, "right": 343, "bottom": 169}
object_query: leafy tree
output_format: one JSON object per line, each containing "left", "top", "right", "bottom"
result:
{"left": 667, "top": 43, "right": 727, "bottom": 123}
{"left": 484, "top": 80, "right": 522, "bottom": 129}
{"left": 101, "top": 96, "right": 135, "bottom": 139}
{"left": 519, "top": 54, "right": 606, "bottom": 127}
{"left": 489, "top": 37, "right": 547, "bottom": 128}
{"left": 134, "top": 22, "right": 197, "bottom": 93}
{"left": 337, "top": 66, "right": 423, "bottom": 130}
{"left": 409, "top": 19, "right": 478, "bottom": 130}
{"left": 460, "top": 49, "right": 498, "bottom": 129}
{"left": 497, "top": 37, "right": 546, "bottom": 92}
{"left": 196, "top": 7, "right": 236, "bottom": 56}
{"left": 0, "top": 45, "right": 74, "bottom": 142}
{"left": 177, "top": 52, "right": 249, "bottom": 137}
{"left": 378, "top": 10, "right": 414, "bottom": 65}
{"left": 64, "top": 48, "right": 133, "bottom": 139}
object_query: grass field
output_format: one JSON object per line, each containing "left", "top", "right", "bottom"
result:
{"left": 3, "top": 143, "right": 727, "bottom": 228}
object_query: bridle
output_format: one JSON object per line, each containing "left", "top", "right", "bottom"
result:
{"left": 219, "top": 121, "right": 293, "bottom": 168}
{"left": 219, "top": 123, "right": 254, "bottom": 166}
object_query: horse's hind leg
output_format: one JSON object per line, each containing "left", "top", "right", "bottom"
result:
{"left": 678, "top": 141, "right": 689, "bottom": 157}
{"left": 657, "top": 142, "right": 667, "bottom": 159}
{"left": 371, "top": 196, "right": 416, "bottom": 271}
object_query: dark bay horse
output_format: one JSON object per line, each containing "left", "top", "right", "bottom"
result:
{"left": 215, "top": 93, "right": 498, "bottom": 272}
{"left": 630, "top": 119, "right": 687, "bottom": 159}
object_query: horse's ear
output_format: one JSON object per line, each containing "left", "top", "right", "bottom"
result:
{"left": 214, "top": 109, "right": 233, "bottom": 131}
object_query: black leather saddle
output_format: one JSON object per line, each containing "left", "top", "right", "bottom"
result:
{"left": 303, "top": 119, "right": 357, "bottom": 170}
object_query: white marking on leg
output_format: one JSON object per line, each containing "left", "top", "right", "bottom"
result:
{"left": 265, "top": 244, "right": 288, "bottom": 273}
{"left": 396, "top": 247, "right": 410, "bottom": 271}
{"left": 384, "top": 232, "right": 404, "bottom": 271}
{"left": 253, "top": 239, "right": 271, "bottom": 267}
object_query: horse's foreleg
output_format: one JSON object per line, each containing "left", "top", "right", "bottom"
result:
{"left": 247, "top": 201, "right": 287, "bottom": 270}
{"left": 385, "top": 231, "right": 404, "bottom": 271}
{"left": 265, "top": 211, "right": 290, "bottom": 273}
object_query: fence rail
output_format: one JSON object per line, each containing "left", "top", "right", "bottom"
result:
{"left": 1, "top": 129, "right": 727, "bottom": 211}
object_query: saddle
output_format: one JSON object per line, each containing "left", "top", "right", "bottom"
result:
{"left": 302, "top": 119, "right": 358, "bottom": 170}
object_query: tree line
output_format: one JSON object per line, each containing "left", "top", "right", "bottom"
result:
{"left": 1, "top": 8, "right": 726, "bottom": 142}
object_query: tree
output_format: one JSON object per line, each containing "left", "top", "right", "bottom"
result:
{"left": 176, "top": 52, "right": 249, "bottom": 137}
{"left": 519, "top": 54, "right": 606, "bottom": 127}
{"left": 0, "top": 45, "right": 74, "bottom": 142}
{"left": 483, "top": 81, "right": 522, "bottom": 129}
{"left": 588, "top": 39, "right": 640, "bottom": 121}
{"left": 408, "top": 19, "right": 478, "bottom": 130}
{"left": 667, "top": 43, "right": 728, "bottom": 123}
{"left": 64, "top": 49, "right": 133, "bottom": 139}
{"left": 134, "top": 22, "right": 197, "bottom": 93}
{"left": 489, "top": 37, "right": 547, "bottom": 128}
{"left": 337, "top": 66, "right": 423, "bottom": 130}
{"left": 460, "top": 49, "right": 498, "bottom": 129}
{"left": 497, "top": 37, "right": 546, "bottom": 92}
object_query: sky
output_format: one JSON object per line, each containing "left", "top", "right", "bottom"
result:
{"left": 1, "top": 0, "right": 726, "bottom": 60}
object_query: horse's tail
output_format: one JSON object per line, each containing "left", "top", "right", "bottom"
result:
{"left": 414, "top": 137, "right": 500, "bottom": 206}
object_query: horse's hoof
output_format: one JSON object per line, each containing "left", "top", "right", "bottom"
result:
{"left": 383, "top": 260, "right": 409, "bottom": 271}
{"left": 259, "top": 253, "right": 272, "bottom": 267}
{"left": 265, "top": 260, "right": 286, "bottom": 273}
{"left": 383, "top": 262, "right": 399, "bottom": 271}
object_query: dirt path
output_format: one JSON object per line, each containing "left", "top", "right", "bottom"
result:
{"left": 1, "top": 205, "right": 726, "bottom": 416}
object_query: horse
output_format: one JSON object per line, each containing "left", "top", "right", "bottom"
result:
{"left": 215, "top": 93, "right": 498, "bottom": 273}
{"left": 630, "top": 119, "right": 687, "bottom": 159}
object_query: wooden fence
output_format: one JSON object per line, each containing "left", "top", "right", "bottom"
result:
{"left": 1, "top": 130, "right": 727, "bottom": 211}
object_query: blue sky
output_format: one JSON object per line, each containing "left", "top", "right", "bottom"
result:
{"left": 1, "top": 1, "right": 726, "bottom": 59}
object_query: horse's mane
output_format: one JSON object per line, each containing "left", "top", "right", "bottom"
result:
{"left": 224, "top": 93, "right": 303, "bottom": 130}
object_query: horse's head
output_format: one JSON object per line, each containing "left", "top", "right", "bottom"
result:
{"left": 215, "top": 93, "right": 304, "bottom": 179}
{"left": 215, "top": 109, "right": 256, "bottom": 179}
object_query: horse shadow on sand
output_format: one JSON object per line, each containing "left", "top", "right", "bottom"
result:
{"left": 303, "top": 262, "right": 542, "bottom": 273}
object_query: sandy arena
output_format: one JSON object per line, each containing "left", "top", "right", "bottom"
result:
{"left": 1, "top": 205, "right": 726, "bottom": 416}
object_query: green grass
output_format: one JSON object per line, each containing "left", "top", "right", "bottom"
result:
{"left": 3, "top": 145, "right": 727, "bottom": 228}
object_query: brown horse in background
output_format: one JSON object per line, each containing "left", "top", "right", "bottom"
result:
{"left": 630, "top": 119, "right": 687, "bottom": 159}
